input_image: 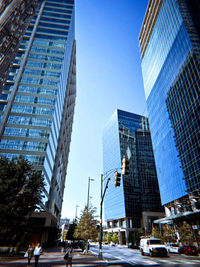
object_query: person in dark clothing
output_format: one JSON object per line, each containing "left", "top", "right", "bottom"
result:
{"left": 64, "top": 245, "right": 73, "bottom": 267}
{"left": 27, "top": 244, "right": 34, "bottom": 266}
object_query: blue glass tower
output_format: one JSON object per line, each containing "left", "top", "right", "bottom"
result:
{"left": 0, "top": 0, "right": 76, "bottom": 243}
{"left": 139, "top": 0, "right": 200, "bottom": 217}
{"left": 103, "top": 110, "right": 163, "bottom": 244}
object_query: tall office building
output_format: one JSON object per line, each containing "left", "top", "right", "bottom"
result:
{"left": 139, "top": 0, "right": 200, "bottom": 223}
{"left": 0, "top": 0, "right": 76, "bottom": 244}
{"left": 103, "top": 109, "right": 163, "bottom": 245}
{"left": 0, "top": 0, "right": 41, "bottom": 93}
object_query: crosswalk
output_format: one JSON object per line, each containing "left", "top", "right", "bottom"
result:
{"left": 91, "top": 245, "right": 200, "bottom": 266}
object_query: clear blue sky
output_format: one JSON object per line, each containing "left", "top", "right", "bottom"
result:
{"left": 61, "top": 0, "right": 148, "bottom": 220}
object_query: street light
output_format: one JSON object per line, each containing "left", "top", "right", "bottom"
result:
{"left": 98, "top": 167, "right": 122, "bottom": 259}
{"left": 87, "top": 177, "right": 95, "bottom": 208}
{"left": 99, "top": 174, "right": 111, "bottom": 259}
{"left": 75, "top": 204, "right": 79, "bottom": 220}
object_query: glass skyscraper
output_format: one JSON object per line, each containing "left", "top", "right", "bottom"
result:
{"left": 103, "top": 109, "right": 163, "bottom": 244}
{"left": 139, "top": 0, "right": 200, "bottom": 219}
{"left": 0, "top": 0, "right": 41, "bottom": 93}
{"left": 0, "top": 0, "right": 76, "bottom": 243}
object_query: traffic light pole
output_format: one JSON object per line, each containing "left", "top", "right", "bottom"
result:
{"left": 98, "top": 175, "right": 111, "bottom": 259}
{"left": 98, "top": 162, "right": 127, "bottom": 260}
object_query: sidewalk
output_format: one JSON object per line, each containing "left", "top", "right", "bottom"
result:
{"left": 0, "top": 247, "right": 120, "bottom": 266}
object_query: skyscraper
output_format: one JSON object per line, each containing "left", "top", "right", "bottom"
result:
{"left": 0, "top": 0, "right": 76, "bottom": 243}
{"left": 139, "top": 0, "right": 200, "bottom": 222}
{"left": 103, "top": 109, "right": 163, "bottom": 245}
{"left": 0, "top": 0, "right": 41, "bottom": 93}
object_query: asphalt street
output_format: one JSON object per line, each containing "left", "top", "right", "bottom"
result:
{"left": 1, "top": 245, "right": 200, "bottom": 266}
{"left": 91, "top": 244, "right": 200, "bottom": 266}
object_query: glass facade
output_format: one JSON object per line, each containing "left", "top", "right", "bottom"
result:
{"left": 139, "top": 0, "right": 200, "bottom": 205}
{"left": 0, "top": 0, "right": 76, "bottom": 219}
{"left": 0, "top": 0, "right": 42, "bottom": 92}
{"left": 103, "top": 110, "right": 162, "bottom": 228}
{"left": 166, "top": 52, "right": 200, "bottom": 194}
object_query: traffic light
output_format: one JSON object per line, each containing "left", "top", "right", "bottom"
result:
{"left": 114, "top": 171, "right": 121, "bottom": 187}
{"left": 122, "top": 156, "right": 130, "bottom": 175}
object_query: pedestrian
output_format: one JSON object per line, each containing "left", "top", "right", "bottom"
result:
{"left": 27, "top": 244, "right": 34, "bottom": 266}
{"left": 33, "top": 243, "right": 42, "bottom": 267}
{"left": 61, "top": 241, "right": 65, "bottom": 253}
{"left": 64, "top": 245, "right": 73, "bottom": 267}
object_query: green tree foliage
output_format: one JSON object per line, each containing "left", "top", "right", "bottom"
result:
{"left": 112, "top": 233, "right": 119, "bottom": 244}
{"left": 178, "top": 221, "right": 194, "bottom": 245}
{"left": 106, "top": 233, "right": 112, "bottom": 243}
{"left": 74, "top": 206, "right": 98, "bottom": 242}
{"left": 151, "top": 225, "right": 163, "bottom": 240}
{"left": 0, "top": 156, "right": 45, "bottom": 244}
{"left": 163, "top": 224, "right": 177, "bottom": 243}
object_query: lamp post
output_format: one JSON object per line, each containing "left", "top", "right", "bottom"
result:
{"left": 98, "top": 174, "right": 111, "bottom": 259}
{"left": 87, "top": 177, "right": 95, "bottom": 208}
{"left": 98, "top": 162, "right": 125, "bottom": 259}
{"left": 75, "top": 205, "right": 79, "bottom": 220}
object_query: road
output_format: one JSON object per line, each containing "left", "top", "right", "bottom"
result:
{"left": 90, "top": 244, "right": 200, "bottom": 266}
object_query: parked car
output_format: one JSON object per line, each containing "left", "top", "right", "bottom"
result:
{"left": 165, "top": 243, "right": 179, "bottom": 253}
{"left": 128, "top": 243, "right": 139, "bottom": 249}
{"left": 140, "top": 237, "right": 168, "bottom": 257}
{"left": 178, "top": 245, "right": 198, "bottom": 256}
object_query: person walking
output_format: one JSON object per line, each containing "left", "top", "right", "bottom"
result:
{"left": 33, "top": 243, "right": 42, "bottom": 267}
{"left": 27, "top": 244, "right": 34, "bottom": 266}
{"left": 61, "top": 241, "right": 65, "bottom": 253}
{"left": 64, "top": 245, "right": 73, "bottom": 267}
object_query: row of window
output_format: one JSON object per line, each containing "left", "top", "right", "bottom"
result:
{"left": 23, "top": 68, "right": 61, "bottom": 78}
{"left": 11, "top": 105, "right": 54, "bottom": 116}
{"left": 26, "top": 60, "right": 62, "bottom": 70}
{"left": 0, "top": 139, "right": 47, "bottom": 151}
{"left": 33, "top": 38, "right": 66, "bottom": 49}
{"left": 38, "top": 21, "right": 70, "bottom": 31}
{"left": 4, "top": 127, "right": 49, "bottom": 138}
{"left": 42, "top": 11, "right": 71, "bottom": 20}
{"left": 7, "top": 115, "right": 52, "bottom": 127}
{"left": 14, "top": 95, "right": 56, "bottom": 105}
{"left": 44, "top": 6, "right": 73, "bottom": 14}
{"left": 20, "top": 76, "right": 58, "bottom": 87}
{"left": 0, "top": 153, "right": 45, "bottom": 165}
{"left": 31, "top": 45, "right": 64, "bottom": 55}
{"left": 28, "top": 53, "right": 63, "bottom": 62}
{"left": 46, "top": 2, "right": 73, "bottom": 9}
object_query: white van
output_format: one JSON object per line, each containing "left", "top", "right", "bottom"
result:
{"left": 140, "top": 237, "right": 168, "bottom": 257}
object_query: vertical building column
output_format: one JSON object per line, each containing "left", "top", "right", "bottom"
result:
{"left": 118, "top": 230, "right": 122, "bottom": 245}
{"left": 126, "top": 218, "right": 130, "bottom": 245}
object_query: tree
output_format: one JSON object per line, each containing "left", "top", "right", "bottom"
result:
{"left": 163, "top": 224, "right": 177, "bottom": 243}
{"left": 177, "top": 221, "right": 194, "bottom": 245}
{"left": 112, "top": 233, "right": 119, "bottom": 244}
{"left": 74, "top": 206, "right": 98, "bottom": 244}
{"left": 0, "top": 156, "right": 45, "bottom": 245}
{"left": 106, "top": 233, "right": 112, "bottom": 243}
{"left": 66, "top": 220, "right": 77, "bottom": 241}
{"left": 129, "top": 228, "right": 144, "bottom": 244}
{"left": 151, "top": 225, "right": 163, "bottom": 240}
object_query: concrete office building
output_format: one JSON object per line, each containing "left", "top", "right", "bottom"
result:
{"left": 139, "top": 0, "right": 200, "bottom": 225}
{"left": 0, "top": 0, "right": 76, "bottom": 244}
{"left": 103, "top": 109, "right": 163, "bottom": 245}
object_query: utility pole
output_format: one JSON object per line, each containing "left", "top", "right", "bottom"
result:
{"left": 75, "top": 204, "right": 79, "bottom": 220}
{"left": 98, "top": 175, "right": 111, "bottom": 259}
{"left": 87, "top": 177, "right": 94, "bottom": 208}
{"left": 98, "top": 158, "right": 128, "bottom": 259}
